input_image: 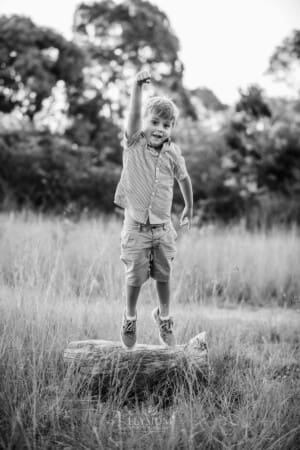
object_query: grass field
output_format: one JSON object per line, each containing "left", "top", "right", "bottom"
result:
{"left": 0, "top": 213, "right": 299, "bottom": 449}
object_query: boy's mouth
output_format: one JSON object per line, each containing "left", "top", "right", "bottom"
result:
{"left": 149, "top": 135, "right": 164, "bottom": 148}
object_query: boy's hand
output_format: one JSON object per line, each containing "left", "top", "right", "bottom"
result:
{"left": 180, "top": 207, "right": 193, "bottom": 230}
{"left": 135, "top": 70, "right": 151, "bottom": 86}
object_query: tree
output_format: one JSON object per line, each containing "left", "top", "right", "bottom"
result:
{"left": 71, "top": 0, "right": 196, "bottom": 123}
{"left": 0, "top": 15, "right": 85, "bottom": 120}
{"left": 257, "top": 99, "right": 300, "bottom": 195}
{"left": 0, "top": 131, "right": 121, "bottom": 213}
{"left": 222, "top": 84, "right": 300, "bottom": 226}
{"left": 190, "top": 87, "right": 227, "bottom": 113}
{"left": 235, "top": 85, "right": 271, "bottom": 120}
{"left": 269, "top": 29, "right": 300, "bottom": 72}
{"left": 224, "top": 85, "right": 272, "bottom": 199}
{"left": 268, "top": 29, "right": 300, "bottom": 95}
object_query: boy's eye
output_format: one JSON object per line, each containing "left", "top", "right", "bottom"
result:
{"left": 164, "top": 124, "right": 171, "bottom": 129}
{"left": 152, "top": 120, "right": 158, "bottom": 125}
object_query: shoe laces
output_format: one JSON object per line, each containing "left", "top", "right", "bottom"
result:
{"left": 160, "top": 317, "right": 173, "bottom": 333}
{"left": 123, "top": 318, "right": 136, "bottom": 334}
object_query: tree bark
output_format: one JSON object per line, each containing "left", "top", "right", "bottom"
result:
{"left": 64, "top": 332, "right": 209, "bottom": 406}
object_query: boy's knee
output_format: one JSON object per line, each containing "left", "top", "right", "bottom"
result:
{"left": 126, "top": 276, "right": 148, "bottom": 287}
{"left": 155, "top": 279, "right": 170, "bottom": 284}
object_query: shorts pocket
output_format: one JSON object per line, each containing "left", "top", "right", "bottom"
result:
{"left": 171, "top": 227, "right": 178, "bottom": 240}
{"left": 160, "top": 227, "right": 177, "bottom": 258}
{"left": 120, "top": 231, "right": 138, "bottom": 249}
{"left": 165, "top": 226, "right": 177, "bottom": 242}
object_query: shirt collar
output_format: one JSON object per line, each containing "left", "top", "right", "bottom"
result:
{"left": 146, "top": 137, "right": 172, "bottom": 155}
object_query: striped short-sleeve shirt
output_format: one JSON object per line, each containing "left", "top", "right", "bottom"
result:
{"left": 114, "top": 131, "right": 188, "bottom": 224}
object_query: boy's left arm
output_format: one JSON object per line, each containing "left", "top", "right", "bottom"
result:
{"left": 178, "top": 175, "right": 193, "bottom": 228}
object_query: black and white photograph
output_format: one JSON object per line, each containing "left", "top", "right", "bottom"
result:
{"left": 0, "top": 0, "right": 300, "bottom": 448}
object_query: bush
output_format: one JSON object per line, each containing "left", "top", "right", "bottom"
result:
{"left": 0, "top": 131, "right": 121, "bottom": 214}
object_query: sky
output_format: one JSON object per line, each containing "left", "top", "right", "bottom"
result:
{"left": 1, "top": 0, "right": 300, "bottom": 104}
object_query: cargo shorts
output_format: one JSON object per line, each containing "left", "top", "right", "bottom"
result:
{"left": 120, "top": 214, "right": 177, "bottom": 287}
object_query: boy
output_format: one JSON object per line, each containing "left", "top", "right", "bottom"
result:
{"left": 114, "top": 70, "right": 193, "bottom": 349}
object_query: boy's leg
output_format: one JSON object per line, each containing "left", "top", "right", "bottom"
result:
{"left": 120, "top": 229, "right": 152, "bottom": 348}
{"left": 153, "top": 279, "right": 175, "bottom": 346}
{"left": 126, "top": 283, "right": 141, "bottom": 317}
{"left": 156, "top": 280, "right": 170, "bottom": 317}
{"left": 151, "top": 225, "right": 176, "bottom": 346}
{"left": 120, "top": 283, "right": 141, "bottom": 349}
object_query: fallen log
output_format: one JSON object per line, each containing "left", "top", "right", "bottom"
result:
{"left": 64, "top": 332, "right": 209, "bottom": 406}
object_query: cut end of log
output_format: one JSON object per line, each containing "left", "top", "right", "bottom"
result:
{"left": 188, "top": 332, "right": 208, "bottom": 352}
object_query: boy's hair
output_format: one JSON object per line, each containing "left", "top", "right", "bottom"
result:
{"left": 143, "top": 96, "right": 179, "bottom": 124}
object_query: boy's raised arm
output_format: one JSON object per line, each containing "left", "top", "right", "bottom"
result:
{"left": 126, "top": 70, "right": 151, "bottom": 139}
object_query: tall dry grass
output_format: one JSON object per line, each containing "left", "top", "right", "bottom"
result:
{"left": 0, "top": 212, "right": 299, "bottom": 449}
{"left": 0, "top": 212, "right": 299, "bottom": 307}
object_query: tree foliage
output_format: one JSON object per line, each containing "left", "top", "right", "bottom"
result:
{"left": 0, "top": 15, "right": 85, "bottom": 119}
{"left": 0, "top": 8, "right": 300, "bottom": 226}
{"left": 223, "top": 87, "right": 300, "bottom": 226}
{"left": 0, "top": 131, "right": 120, "bottom": 213}
{"left": 71, "top": 0, "right": 196, "bottom": 124}
{"left": 268, "top": 29, "right": 300, "bottom": 96}
{"left": 269, "top": 29, "right": 300, "bottom": 73}
{"left": 235, "top": 85, "right": 271, "bottom": 119}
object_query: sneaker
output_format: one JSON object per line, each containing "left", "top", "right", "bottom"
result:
{"left": 152, "top": 307, "right": 176, "bottom": 347}
{"left": 120, "top": 313, "right": 137, "bottom": 349}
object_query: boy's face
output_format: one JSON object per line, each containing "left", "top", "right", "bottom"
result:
{"left": 143, "top": 113, "right": 174, "bottom": 148}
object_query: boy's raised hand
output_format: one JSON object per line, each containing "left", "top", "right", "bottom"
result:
{"left": 136, "top": 70, "right": 151, "bottom": 86}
